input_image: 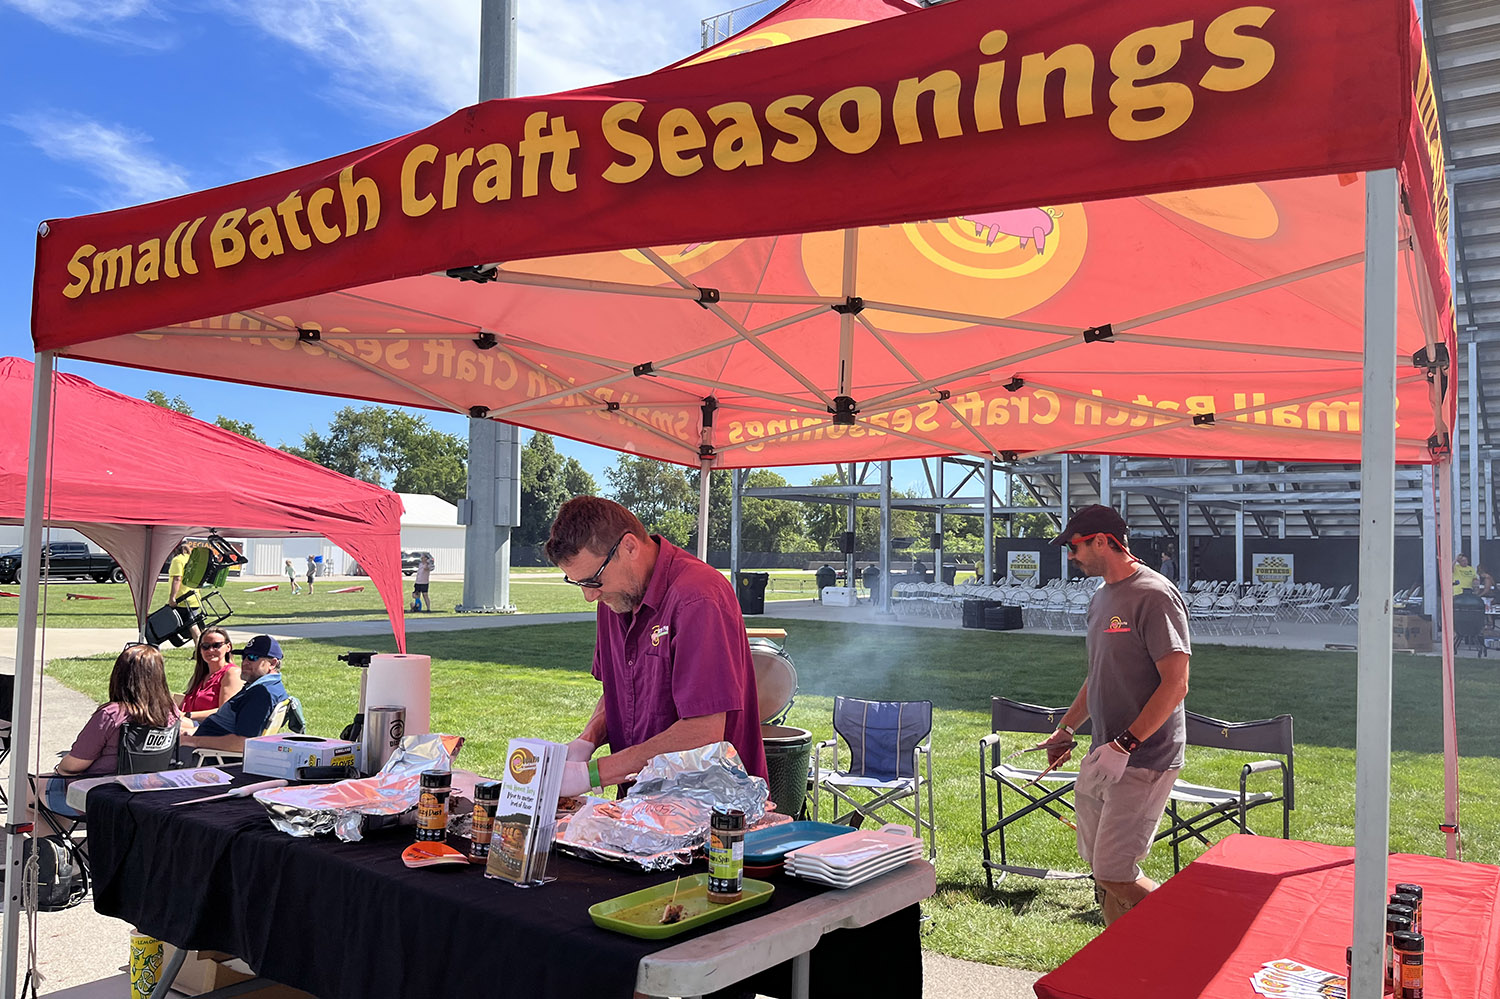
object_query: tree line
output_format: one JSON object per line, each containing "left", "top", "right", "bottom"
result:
{"left": 150, "top": 393, "right": 1050, "bottom": 553}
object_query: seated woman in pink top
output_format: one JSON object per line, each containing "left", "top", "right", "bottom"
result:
{"left": 32, "top": 643, "right": 179, "bottom": 831}
{"left": 178, "top": 628, "right": 244, "bottom": 722}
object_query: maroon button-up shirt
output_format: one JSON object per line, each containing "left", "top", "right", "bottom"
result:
{"left": 591, "top": 538, "right": 768, "bottom": 779}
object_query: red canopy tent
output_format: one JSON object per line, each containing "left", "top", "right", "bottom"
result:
{"left": 0, "top": 357, "right": 409, "bottom": 646}
{"left": 17, "top": 0, "right": 1453, "bottom": 991}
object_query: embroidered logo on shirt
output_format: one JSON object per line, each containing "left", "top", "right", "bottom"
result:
{"left": 650, "top": 624, "right": 670, "bottom": 648}
{"left": 1104, "top": 615, "right": 1132, "bottom": 633}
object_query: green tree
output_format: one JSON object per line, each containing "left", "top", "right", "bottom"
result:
{"left": 518, "top": 433, "right": 570, "bottom": 546}
{"left": 145, "top": 389, "right": 192, "bottom": 415}
{"left": 604, "top": 455, "right": 693, "bottom": 533}
{"left": 285, "top": 406, "right": 466, "bottom": 504}
{"left": 738, "top": 470, "right": 809, "bottom": 552}
{"left": 213, "top": 416, "right": 265, "bottom": 444}
{"left": 802, "top": 472, "right": 848, "bottom": 550}
{"left": 1008, "top": 480, "right": 1055, "bottom": 538}
{"left": 561, "top": 457, "right": 597, "bottom": 500}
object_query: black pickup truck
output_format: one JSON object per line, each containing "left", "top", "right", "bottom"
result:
{"left": 0, "top": 541, "right": 126, "bottom": 584}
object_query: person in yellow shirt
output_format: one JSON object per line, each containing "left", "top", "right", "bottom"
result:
{"left": 168, "top": 543, "right": 203, "bottom": 641}
{"left": 1454, "top": 553, "right": 1477, "bottom": 596}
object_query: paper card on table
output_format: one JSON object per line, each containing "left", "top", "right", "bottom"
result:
{"left": 1263, "top": 958, "right": 1345, "bottom": 986}
{"left": 117, "top": 768, "right": 231, "bottom": 792}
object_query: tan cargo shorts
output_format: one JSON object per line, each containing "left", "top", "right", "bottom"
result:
{"left": 1074, "top": 760, "right": 1179, "bottom": 884}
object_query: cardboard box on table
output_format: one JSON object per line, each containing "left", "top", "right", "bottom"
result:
{"left": 1392, "top": 613, "right": 1433, "bottom": 651}
{"left": 167, "top": 949, "right": 314, "bottom": 998}
{"left": 242, "top": 735, "right": 357, "bottom": 780}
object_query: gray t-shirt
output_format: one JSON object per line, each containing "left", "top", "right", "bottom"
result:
{"left": 1085, "top": 566, "right": 1192, "bottom": 771}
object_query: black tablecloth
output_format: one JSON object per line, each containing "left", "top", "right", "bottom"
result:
{"left": 87, "top": 771, "right": 921, "bottom": 999}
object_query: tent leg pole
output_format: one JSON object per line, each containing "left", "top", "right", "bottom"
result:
{"left": 4, "top": 352, "right": 55, "bottom": 998}
{"left": 1436, "top": 458, "right": 1460, "bottom": 860}
{"left": 1352, "top": 168, "right": 1398, "bottom": 999}
{"left": 983, "top": 460, "right": 993, "bottom": 584}
{"left": 697, "top": 459, "right": 711, "bottom": 562}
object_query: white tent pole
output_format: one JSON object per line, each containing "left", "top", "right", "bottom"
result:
{"left": 1435, "top": 456, "right": 1461, "bottom": 860}
{"left": 697, "top": 457, "right": 711, "bottom": 562}
{"left": 1351, "top": 168, "right": 1398, "bottom": 999}
{"left": 730, "top": 468, "right": 743, "bottom": 580}
{"left": 1422, "top": 466, "right": 1437, "bottom": 619}
{"left": 1060, "top": 454, "right": 1071, "bottom": 581}
{"left": 983, "top": 460, "right": 993, "bottom": 583}
{"left": 1469, "top": 340, "right": 1480, "bottom": 566}
{"left": 879, "top": 461, "right": 892, "bottom": 614}
{"left": 4, "top": 351, "right": 54, "bottom": 998}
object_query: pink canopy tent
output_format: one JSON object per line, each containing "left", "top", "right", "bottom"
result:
{"left": 16, "top": 0, "right": 1454, "bottom": 990}
{"left": 0, "top": 357, "right": 408, "bottom": 647}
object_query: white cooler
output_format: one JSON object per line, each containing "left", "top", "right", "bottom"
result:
{"left": 820, "top": 586, "right": 858, "bottom": 607}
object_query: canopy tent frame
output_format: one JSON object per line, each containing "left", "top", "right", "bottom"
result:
{"left": 16, "top": 0, "right": 1457, "bottom": 995}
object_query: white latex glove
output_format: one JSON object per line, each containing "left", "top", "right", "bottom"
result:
{"left": 566, "top": 737, "right": 596, "bottom": 763}
{"left": 1082, "top": 743, "right": 1129, "bottom": 786}
{"left": 559, "top": 760, "right": 591, "bottom": 798}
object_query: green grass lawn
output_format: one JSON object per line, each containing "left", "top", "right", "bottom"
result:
{"left": 0, "top": 571, "right": 818, "bottom": 628}
{"left": 45, "top": 621, "right": 1492, "bottom": 971}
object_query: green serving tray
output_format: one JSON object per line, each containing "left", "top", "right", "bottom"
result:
{"left": 588, "top": 872, "right": 775, "bottom": 940}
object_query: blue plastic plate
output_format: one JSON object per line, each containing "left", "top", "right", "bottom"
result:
{"left": 743, "top": 821, "right": 857, "bottom": 865}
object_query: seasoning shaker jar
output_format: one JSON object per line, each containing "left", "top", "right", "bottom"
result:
{"left": 469, "top": 781, "right": 502, "bottom": 860}
{"left": 1392, "top": 930, "right": 1424, "bottom": 999}
{"left": 415, "top": 768, "right": 452, "bottom": 843}
{"left": 1392, "top": 884, "right": 1423, "bottom": 933}
{"left": 706, "top": 806, "right": 746, "bottom": 904}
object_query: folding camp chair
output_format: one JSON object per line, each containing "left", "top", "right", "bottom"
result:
{"left": 30, "top": 719, "right": 179, "bottom": 884}
{"left": 978, "top": 697, "right": 1095, "bottom": 888}
{"left": 1154, "top": 711, "right": 1294, "bottom": 871}
{"left": 812, "top": 697, "right": 936, "bottom": 859}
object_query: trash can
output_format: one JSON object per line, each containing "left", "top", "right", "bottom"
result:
{"left": 861, "top": 564, "right": 881, "bottom": 601}
{"left": 752, "top": 639, "right": 810, "bottom": 818}
{"left": 736, "top": 571, "right": 769, "bottom": 615}
{"left": 941, "top": 564, "right": 957, "bottom": 585}
{"left": 814, "top": 564, "right": 837, "bottom": 600}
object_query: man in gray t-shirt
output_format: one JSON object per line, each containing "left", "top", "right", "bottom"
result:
{"left": 1037, "top": 505, "right": 1192, "bottom": 925}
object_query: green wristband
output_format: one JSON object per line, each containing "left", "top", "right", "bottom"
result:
{"left": 587, "top": 759, "right": 601, "bottom": 790}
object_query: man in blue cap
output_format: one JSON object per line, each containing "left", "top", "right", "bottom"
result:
{"left": 181, "top": 635, "right": 291, "bottom": 755}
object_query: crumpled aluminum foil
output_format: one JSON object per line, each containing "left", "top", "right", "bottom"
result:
{"left": 255, "top": 733, "right": 465, "bottom": 842}
{"left": 554, "top": 741, "right": 769, "bottom": 870}
{"left": 627, "top": 741, "right": 769, "bottom": 823}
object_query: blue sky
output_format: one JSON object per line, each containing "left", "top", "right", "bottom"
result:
{"left": 0, "top": 0, "right": 942, "bottom": 499}
{"left": 0, "top": 0, "right": 757, "bottom": 487}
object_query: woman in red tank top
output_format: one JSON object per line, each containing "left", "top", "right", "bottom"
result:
{"left": 179, "top": 627, "right": 244, "bottom": 720}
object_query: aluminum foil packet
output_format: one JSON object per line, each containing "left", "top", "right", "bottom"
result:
{"left": 554, "top": 741, "right": 769, "bottom": 870}
{"left": 255, "top": 733, "right": 465, "bottom": 841}
{"left": 627, "top": 741, "right": 769, "bottom": 823}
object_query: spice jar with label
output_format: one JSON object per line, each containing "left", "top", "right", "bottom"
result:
{"left": 415, "top": 768, "right": 452, "bottom": 843}
{"left": 707, "top": 806, "right": 746, "bottom": 904}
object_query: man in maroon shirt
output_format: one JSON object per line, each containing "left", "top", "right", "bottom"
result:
{"left": 545, "top": 496, "right": 767, "bottom": 797}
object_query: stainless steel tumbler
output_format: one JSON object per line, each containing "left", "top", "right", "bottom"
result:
{"left": 362, "top": 705, "right": 405, "bottom": 775}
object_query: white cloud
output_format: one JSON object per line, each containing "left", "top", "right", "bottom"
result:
{"left": 7, "top": 112, "right": 192, "bottom": 208}
{"left": 1, "top": 0, "right": 177, "bottom": 49}
{"left": 222, "top": 1, "right": 712, "bottom": 125}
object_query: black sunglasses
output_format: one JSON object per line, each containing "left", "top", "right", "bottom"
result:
{"left": 563, "top": 536, "right": 625, "bottom": 589}
{"left": 200, "top": 640, "right": 230, "bottom": 651}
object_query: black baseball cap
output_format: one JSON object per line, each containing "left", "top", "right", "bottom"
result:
{"left": 1050, "top": 504, "right": 1129, "bottom": 547}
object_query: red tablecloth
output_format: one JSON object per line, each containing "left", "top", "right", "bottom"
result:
{"left": 1035, "top": 836, "right": 1500, "bottom": 999}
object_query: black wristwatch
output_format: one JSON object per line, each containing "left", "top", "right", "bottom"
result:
{"left": 1113, "top": 730, "right": 1142, "bottom": 753}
